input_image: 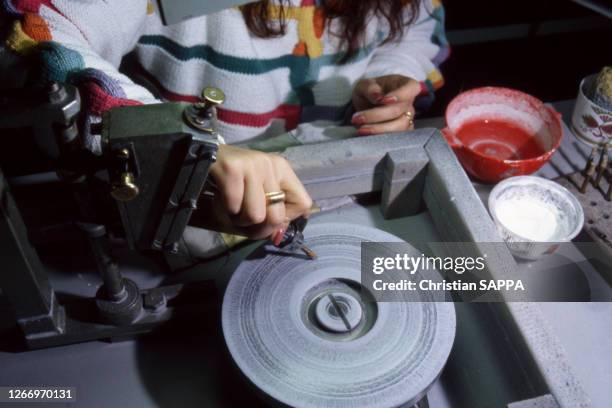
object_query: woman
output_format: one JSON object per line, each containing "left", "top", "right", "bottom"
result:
{"left": 2, "top": 0, "right": 447, "bottom": 245}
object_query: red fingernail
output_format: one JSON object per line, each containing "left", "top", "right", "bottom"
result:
{"left": 381, "top": 96, "right": 398, "bottom": 104}
{"left": 358, "top": 128, "right": 375, "bottom": 136}
{"left": 272, "top": 229, "right": 285, "bottom": 246}
{"left": 351, "top": 114, "right": 366, "bottom": 125}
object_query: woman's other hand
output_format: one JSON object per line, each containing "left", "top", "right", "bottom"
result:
{"left": 205, "top": 145, "right": 312, "bottom": 240}
{"left": 351, "top": 75, "right": 420, "bottom": 136}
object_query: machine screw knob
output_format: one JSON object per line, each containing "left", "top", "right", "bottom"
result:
{"left": 111, "top": 172, "right": 140, "bottom": 202}
{"left": 199, "top": 87, "right": 225, "bottom": 110}
{"left": 117, "top": 148, "right": 130, "bottom": 160}
{"left": 184, "top": 87, "right": 225, "bottom": 132}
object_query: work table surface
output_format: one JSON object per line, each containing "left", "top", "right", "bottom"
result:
{"left": 0, "top": 100, "right": 610, "bottom": 408}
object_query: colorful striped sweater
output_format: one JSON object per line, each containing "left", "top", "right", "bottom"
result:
{"left": 2, "top": 0, "right": 448, "bottom": 145}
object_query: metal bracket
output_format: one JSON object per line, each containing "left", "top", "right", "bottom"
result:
{"left": 0, "top": 171, "right": 66, "bottom": 342}
{"left": 0, "top": 83, "right": 81, "bottom": 160}
{"left": 152, "top": 138, "right": 218, "bottom": 253}
{"left": 103, "top": 102, "right": 219, "bottom": 252}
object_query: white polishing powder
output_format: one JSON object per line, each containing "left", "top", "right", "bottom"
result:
{"left": 495, "top": 197, "right": 561, "bottom": 241}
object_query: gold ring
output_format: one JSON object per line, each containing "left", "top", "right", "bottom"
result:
{"left": 404, "top": 111, "right": 413, "bottom": 119}
{"left": 265, "top": 191, "right": 286, "bottom": 205}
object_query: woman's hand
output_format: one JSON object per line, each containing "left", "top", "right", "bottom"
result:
{"left": 351, "top": 75, "right": 421, "bottom": 136}
{"left": 204, "top": 145, "right": 312, "bottom": 240}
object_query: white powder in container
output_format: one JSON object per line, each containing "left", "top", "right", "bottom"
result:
{"left": 495, "top": 197, "right": 562, "bottom": 241}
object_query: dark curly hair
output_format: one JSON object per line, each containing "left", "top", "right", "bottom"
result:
{"left": 241, "top": 0, "right": 421, "bottom": 60}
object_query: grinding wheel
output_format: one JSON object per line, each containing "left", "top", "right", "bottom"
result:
{"left": 222, "top": 223, "right": 456, "bottom": 408}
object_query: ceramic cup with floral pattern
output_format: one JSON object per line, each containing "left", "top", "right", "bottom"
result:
{"left": 571, "top": 74, "right": 612, "bottom": 148}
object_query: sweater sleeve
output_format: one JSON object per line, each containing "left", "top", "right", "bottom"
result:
{"left": 3, "top": 0, "right": 159, "bottom": 113}
{"left": 363, "top": 0, "right": 449, "bottom": 106}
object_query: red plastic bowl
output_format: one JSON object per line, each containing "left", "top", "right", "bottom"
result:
{"left": 442, "top": 87, "right": 563, "bottom": 183}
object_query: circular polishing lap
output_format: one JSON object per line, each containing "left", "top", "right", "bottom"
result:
{"left": 222, "top": 223, "right": 456, "bottom": 408}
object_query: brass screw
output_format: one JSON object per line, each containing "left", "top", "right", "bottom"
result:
{"left": 111, "top": 172, "right": 140, "bottom": 202}
{"left": 117, "top": 148, "right": 130, "bottom": 160}
{"left": 195, "top": 87, "right": 225, "bottom": 111}
{"left": 202, "top": 87, "right": 225, "bottom": 107}
{"left": 184, "top": 87, "right": 225, "bottom": 132}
